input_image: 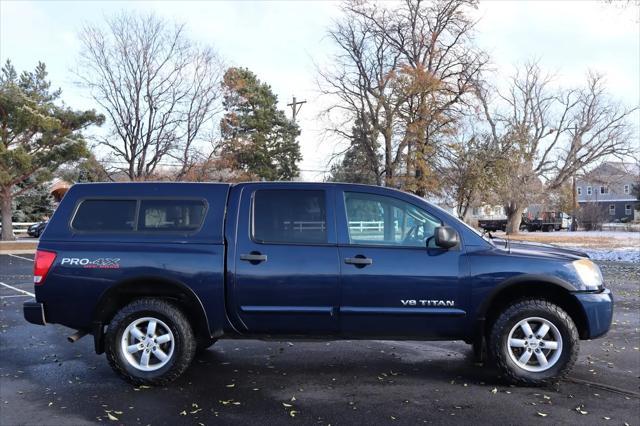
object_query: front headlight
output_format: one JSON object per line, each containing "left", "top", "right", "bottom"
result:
{"left": 572, "top": 259, "right": 603, "bottom": 290}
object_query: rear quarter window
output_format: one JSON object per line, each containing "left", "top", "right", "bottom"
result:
{"left": 71, "top": 198, "right": 207, "bottom": 233}
{"left": 71, "top": 200, "right": 136, "bottom": 232}
{"left": 138, "top": 199, "right": 206, "bottom": 232}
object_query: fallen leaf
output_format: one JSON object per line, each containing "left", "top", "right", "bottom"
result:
{"left": 282, "top": 403, "right": 293, "bottom": 408}
{"left": 107, "top": 413, "right": 119, "bottom": 421}
{"left": 179, "top": 410, "right": 187, "bottom": 416}
{"left": 491, "top": 388, "right": 497, "bottom": 394}
{"left": 290, "top": 410, "right": 298, "bottom": 417}
{"left": 226, "top": 384, "right": 235, "bottom": 388}
{"left": 537, "top": 412, "right": 548, "bottom": 417}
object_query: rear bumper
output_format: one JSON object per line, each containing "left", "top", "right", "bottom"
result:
{"left": 23, "top": 300, "right": 46, "bottom": 326}
{"left": 574, "top": 288, "right": 613, "bottom": 339}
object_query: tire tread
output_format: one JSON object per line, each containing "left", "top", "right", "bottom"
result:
{"left": 489, "top": 299, "right": 579, "bottom": 386}
{"left": 105, "top": 298, "right": 196, "bottom": 385}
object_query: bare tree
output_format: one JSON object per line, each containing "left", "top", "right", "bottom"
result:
{"left": 480, "top": 62, "right": 637, "bottom": 233}
{"left": 319, "top": 0, "right": 486, "bottom": 194}
{"left": 77, "top": 12, "right": 223, "bottom": 181}
{"left": 438, "top": 130, "right": 508, "bottom": 220}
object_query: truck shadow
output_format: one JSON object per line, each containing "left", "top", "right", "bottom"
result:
{"left": 182, "top": 340, "right": 509, "bottom": 389}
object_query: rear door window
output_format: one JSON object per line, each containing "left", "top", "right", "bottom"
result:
{"left": 72, "top": 200, "right": 136, "bottom": 232}
{"left": 138, "top": 199, "right": 206, "bottom": 232}
{"left": 252, "top": 190, "right": 327, "bottom": 244}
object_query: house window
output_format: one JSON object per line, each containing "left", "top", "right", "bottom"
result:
{"left": 625, "top": 204, "right": 632, "bottom": 215}
{"left": 600, "top": 186, "right": 608, "bottom": 194}
{"left": 624, "top": 184, "right": 630, "bottom": 194}
{"left": 577, "top": 187, "right": 582, "bottom": 195}
{"left": 586, "top": 186, "right": 592, "bottom": 195}
{"left": 609, "top": 204, "right": 615, "bottom": 215}
{"left": 472, "top": 207, "right": 480, "bottom": 216}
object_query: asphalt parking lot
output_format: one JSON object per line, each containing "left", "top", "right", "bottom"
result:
{"left": 1, "top": 254, "right": 638, "bottom": 425}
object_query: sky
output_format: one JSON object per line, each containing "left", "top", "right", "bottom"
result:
{"left": 1, "top": 0, "right": 639, "bottom": 180}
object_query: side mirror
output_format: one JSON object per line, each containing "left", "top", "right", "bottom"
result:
{"left": 434, "top": 226, "right": 459, "bottom": 249}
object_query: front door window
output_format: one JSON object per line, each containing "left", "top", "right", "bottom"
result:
{"left": 344, "top": 192, "right": 441, "bottom": 248}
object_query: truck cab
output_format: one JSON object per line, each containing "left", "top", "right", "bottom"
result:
{"left": 24, "top": 182, "right": 613, "bottom": 386}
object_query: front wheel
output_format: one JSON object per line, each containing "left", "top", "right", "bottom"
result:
{"left": 105, "top": 298, "right": 196, "bottom": 385}
{"left": 489, "top": 300, "right": 579, "bottom": 385}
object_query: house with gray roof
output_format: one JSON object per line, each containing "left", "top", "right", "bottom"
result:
{"left": 576, "top": 162, "right": 639, "bottom": 222}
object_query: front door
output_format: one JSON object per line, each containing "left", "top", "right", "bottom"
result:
{"left": 231, "top": 184, "right": 339, "bottom": 335}
{"left": 337, "top": 189, "right": 467, "bottom": 338}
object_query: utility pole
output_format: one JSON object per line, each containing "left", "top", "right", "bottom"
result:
{"left": 287, "top": 96, "right": 306, "bottom": 123}
{"left": 571, "top": 174, "right": 578, "bottom": 231}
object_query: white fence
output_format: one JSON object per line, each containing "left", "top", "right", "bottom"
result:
{"left": 2, "top": 222, "right": 37, "bottom": 237}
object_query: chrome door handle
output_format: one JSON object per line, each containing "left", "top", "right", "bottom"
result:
{"left": 240, "top": 253, "right": 268, "bottom": 263}
{"left": 344, "top": 257, "right": 373, "bottom": 266}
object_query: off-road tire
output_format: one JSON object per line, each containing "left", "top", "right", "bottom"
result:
{"left": 105, "top": 298, "right": 196, "bottom": 385}
{"left": 489, "top": 299, "right": 579, "bottom": 386}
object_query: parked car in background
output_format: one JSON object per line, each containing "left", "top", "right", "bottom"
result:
{"left": 24, "top": 182, "right": 613, "bottom": 386}
{"left": 27, "top": 221, "right": 48, "bottom": 238}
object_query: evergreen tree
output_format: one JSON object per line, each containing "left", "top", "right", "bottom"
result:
{"left": 329, "top": 115, "right": 381, "bottom": 185}
{"left": 219, "top": 67, "right": 301, "bottom": 181}
{"left": 12, "top": 182, "right": 55, "bottom": 222}
{"left": 0, "top": 60, "right": 103, "bottom": 240}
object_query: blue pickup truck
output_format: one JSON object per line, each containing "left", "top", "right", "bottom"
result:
{"left": 23, "top": 182, "right": 613, "bottom": 386}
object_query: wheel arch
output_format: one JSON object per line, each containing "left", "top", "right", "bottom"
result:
{"left": 92, "top": 276, "right": 211, "bottom": 354}
{"left": 476, "top": 276, "right": 590, "bottom": 341}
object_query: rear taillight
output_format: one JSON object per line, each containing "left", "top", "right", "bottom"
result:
{"left": 34, "top": 250, "right": 56, "bottom": 285}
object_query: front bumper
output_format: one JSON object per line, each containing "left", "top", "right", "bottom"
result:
{"left": 23, "top": 300, "right": 46, "bottom": 325}
{"left": 574, "top": 288, "right": 613, "bottom": 339}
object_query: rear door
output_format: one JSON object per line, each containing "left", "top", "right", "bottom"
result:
{"left": 336, "top": 188, "right": 467, "bottom": 338}
{"left": 229, "top": 184, "right": 340, "bottom": 335}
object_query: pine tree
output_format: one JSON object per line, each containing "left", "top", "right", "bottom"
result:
{"left": 219, "top": 67, "right": 301, "bottom": 181}
{"left": 329, "top": 115, "right": 381, "bottom": 185}
{"left": 0, "top": 60, "right": 104, "bottom": 240}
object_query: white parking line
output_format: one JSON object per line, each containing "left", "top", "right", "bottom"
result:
{"left": 7, "top": 254, "right": 34, "bottom": 262}
{"left": 0, "top": 282, "right": 35, "bottom": 297}
{"left": 0, "top": 294, "right": 31, "bottom": 299}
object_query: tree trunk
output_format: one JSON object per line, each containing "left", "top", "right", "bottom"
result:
{"left": 1, "top": 187, "right": 15, "bottom": 241}
{"left": 505, "top": 204, "right": 525, "bottom": 235}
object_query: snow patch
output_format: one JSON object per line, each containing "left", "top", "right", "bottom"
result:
{"left": 574, "top": 247, "right": 639, "bottom": 263}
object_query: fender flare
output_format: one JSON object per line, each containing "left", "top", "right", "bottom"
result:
{"left": 91, "top": 276, "right": 211, "bottom": 353}
{"left": 476, "top": 274, "right": 576, "bottom": 321}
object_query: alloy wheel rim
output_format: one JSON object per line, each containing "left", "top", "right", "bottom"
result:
{"left": 507, "top": 316, "right": 563, "bottom": 372}
{"left": 120, "top": 316, "right": 175, "bottom": 372}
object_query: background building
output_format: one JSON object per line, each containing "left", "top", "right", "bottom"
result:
{"left": 576, "top": 162, "right": 639, "bottom": 223}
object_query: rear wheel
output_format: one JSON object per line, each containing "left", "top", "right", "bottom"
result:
{"left": 489, "top": 300, "right": 579, "bottom": 385}
{"left": 105, "top": 298, "right": 196, "bottom": 385}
